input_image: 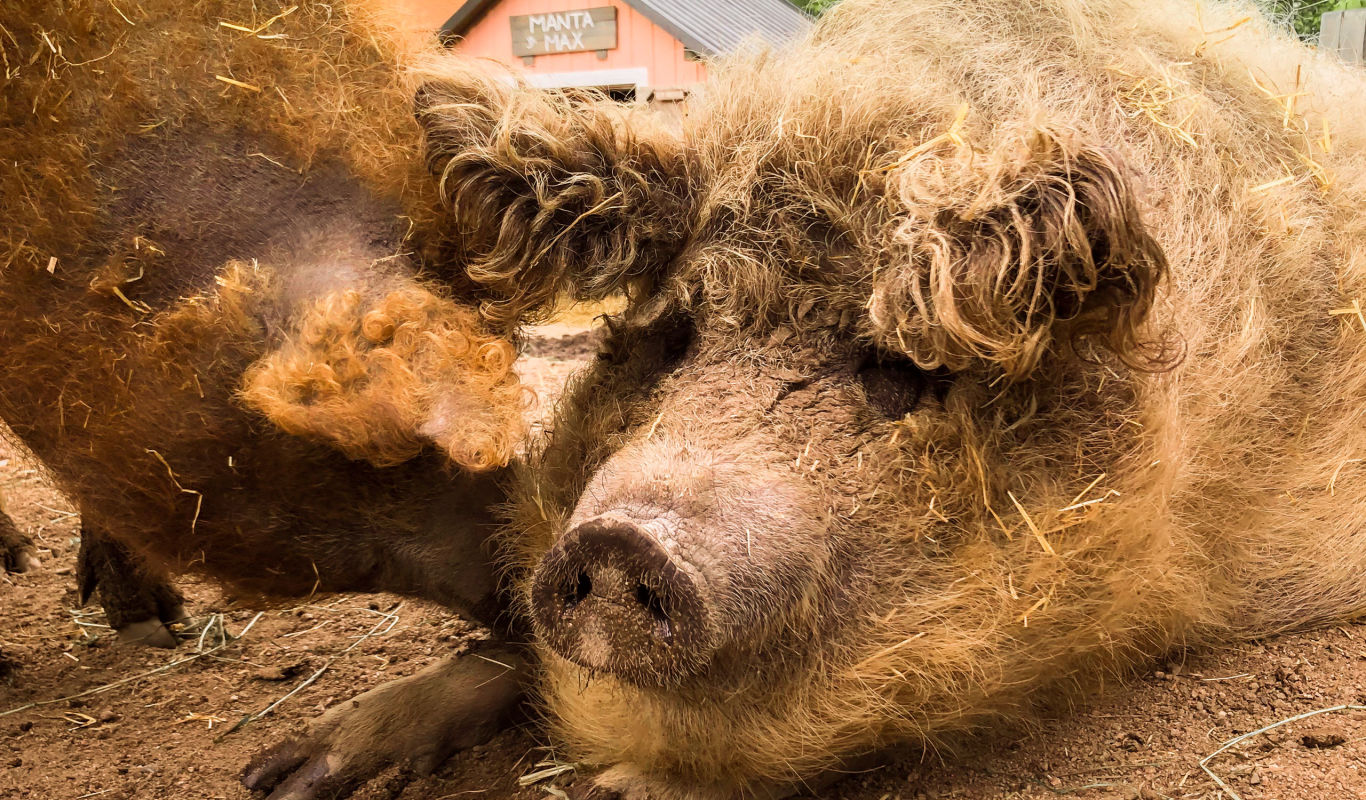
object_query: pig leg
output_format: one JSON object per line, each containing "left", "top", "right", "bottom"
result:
{"left": 77, "top": 526, "right": 187, "bottom": 648}
{"left": 0, "top": 509, "right": 39, "bottom": 574}
{"left": 242, "top": 640, "right": 527, "bottom": 800}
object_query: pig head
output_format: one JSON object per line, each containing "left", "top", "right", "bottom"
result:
{"left": 417, "top": 50, "right": 1179, "bottom": 796}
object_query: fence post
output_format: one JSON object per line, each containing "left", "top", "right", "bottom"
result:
{"left": 1321, "top": 9, "right": 1366, "bottom": 65}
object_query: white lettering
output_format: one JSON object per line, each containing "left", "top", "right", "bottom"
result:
{"left": 520, "top": 8, "right": 607, "bottom": 53}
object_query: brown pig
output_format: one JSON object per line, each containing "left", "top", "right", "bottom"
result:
{"left": 0, "top": 0, "right": 530, "bottom": 781}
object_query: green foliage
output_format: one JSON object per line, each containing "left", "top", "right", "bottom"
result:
{"left": 793, "top": 0, "right": 841, "bottom": 15}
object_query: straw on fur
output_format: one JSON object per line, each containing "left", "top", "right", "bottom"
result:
{"left": 0, "top": 0, "right": 527, "bottom": 598}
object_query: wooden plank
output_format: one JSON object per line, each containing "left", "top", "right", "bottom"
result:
{"left": 1341, "top": 9, "right": 1366, "bottom": 65}
{"left": 511, "top": 7, "right": 617, "bottom": 57}
{"left": 1320, "top": 10, "right": 1342, "bottom": 53}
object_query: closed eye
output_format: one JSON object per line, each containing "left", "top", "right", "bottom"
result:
{"left": 596, "top": 310, "right": 695, "bottom": 378}
{"left": 856, "top": 351, "right": 943, "bottom": 418}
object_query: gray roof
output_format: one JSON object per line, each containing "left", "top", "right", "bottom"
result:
{"left": 626, "top": 0, "right": 812, "bottom": 56}
{"left": 440, "top": 0, "right": 813, "bottom": 56}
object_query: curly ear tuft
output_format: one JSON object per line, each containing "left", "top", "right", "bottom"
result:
{"left": 869, "top": 127, "right": 1175, "bottom": 381}
{"left": 414, "top": 62, "right": 696, "bottom": 328}
{"left": 240, "top": 283, "right": 529, "bottom": 470}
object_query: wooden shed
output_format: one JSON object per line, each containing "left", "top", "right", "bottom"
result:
{"left": 400, "top": 0, "right": 811, "bottom": 102}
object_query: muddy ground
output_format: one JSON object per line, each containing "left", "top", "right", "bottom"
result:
{"left": 3, "top": 323, "right": 1366, "bottom": 800}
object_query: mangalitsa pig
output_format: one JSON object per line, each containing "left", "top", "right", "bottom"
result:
{"left": 405, "top": 0, "right": 1366, "bottom": 797}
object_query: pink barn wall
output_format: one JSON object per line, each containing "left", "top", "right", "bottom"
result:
{"left": 384, "top": 0, "right": 464, "bottom": 40}
{"left": 450, "top": 0, "right": 706, "bottom": 89}
{"left": 388, "top": 0, "right": 460, "bottom": 33}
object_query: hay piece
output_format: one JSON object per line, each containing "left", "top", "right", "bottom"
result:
{"left": 214, "top": 75, "right": 262, "bottom": 92}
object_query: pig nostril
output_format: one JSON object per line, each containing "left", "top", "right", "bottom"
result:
{"left": 531, "top": 516, "right": 715, "bottom": 682}
{"left": 634, "top": 583, "right": 672, "bottom": 639}
{"left": 564, "top": 572, "right": 592, "bottom": 610}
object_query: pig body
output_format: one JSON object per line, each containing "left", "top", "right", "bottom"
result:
{"left": 1, "top": 2, "right": 540, "bottom": 789}
{"left": 0, "top": 0, "right": 525, "bottom": 628}
{"left": 411, "top": 0, "right": 1366, "bottom": 797}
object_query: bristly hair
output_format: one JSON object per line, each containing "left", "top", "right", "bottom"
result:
{"left": 480, "top": 0, "right": 1366, "bottom": 792}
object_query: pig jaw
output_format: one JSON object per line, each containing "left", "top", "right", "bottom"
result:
{"left": 529, "top": 438, "right": 827, "bottom": 687}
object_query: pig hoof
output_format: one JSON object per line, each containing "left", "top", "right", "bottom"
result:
{"left": 77, "top": 528, "right": 188, "bottom": 646}
{"left": 2, "top": 543, "right": 39, "bottom": 573}
{"left": 104, "top": 591, "right": 187, "bottom": 647}
{"left": 0, "top": 513, "right": 38, "bottom": 573}
{"left": 115, "top": 618, "right": 178, "bottom": 648}
{"left": 243, "top": 645, "right": 527, "bottom": 800}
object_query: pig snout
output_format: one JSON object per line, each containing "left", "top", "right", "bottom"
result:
{"left": 530, "top": 515, "right": 718, "bottom": 683}
{"left": 529, "top": 439, "right": 828, "bottom": 686}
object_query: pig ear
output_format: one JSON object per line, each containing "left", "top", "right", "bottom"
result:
{"left": 239, "top": 284, "right": 529, "bottom": 471}
{"left": 413, "top": 62, "right": 695, "bottom": 327}
{"left": 868, "top": 127, "right": 1174, "bottom": 381}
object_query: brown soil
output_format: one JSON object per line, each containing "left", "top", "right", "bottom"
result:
{"left": 3, "top": 325, "right": 1365, "bottom": 800}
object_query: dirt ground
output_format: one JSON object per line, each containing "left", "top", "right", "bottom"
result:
{"left": 4, "top": 324, "right": 1366, "bottom": 800}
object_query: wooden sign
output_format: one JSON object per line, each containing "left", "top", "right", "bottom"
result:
{"left": 511, "top": 7, "right": 617, "bottom": 57}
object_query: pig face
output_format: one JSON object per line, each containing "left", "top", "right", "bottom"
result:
{"left": 418, "top": 58, "right": 1177, "bottom": 792}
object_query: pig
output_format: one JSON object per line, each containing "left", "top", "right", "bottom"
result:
{"left": 0, "top": 0, "right": 529, "bottom": 768}
{"left": 249, "top": 0, "right": 1366, "bottom": 798}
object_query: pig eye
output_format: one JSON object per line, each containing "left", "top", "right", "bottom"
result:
{"left": 597, "top": 311, "right": 695, "bottom": 374}
{"left": 857, "top": 352, "right": 931, "bottom": 418}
